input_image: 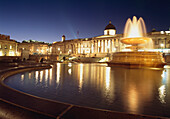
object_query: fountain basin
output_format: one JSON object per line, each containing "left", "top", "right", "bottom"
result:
{"left": 121, "top": 37, "right": 151, "bottom": 45}
{"left": 107, "top": 52, "right": 166, "bottom": 68}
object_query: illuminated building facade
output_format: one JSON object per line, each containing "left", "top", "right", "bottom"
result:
{"left": 52, "top": 21, "right": 125, "bottom": 57}
{"left": 0, "top": 34, "right": 18, "bottom": 56}
{"left": 18, "top": 40, "right": 52, "bottom": 55}
{"left": 148, "top": 29, "right": 170, "bottom": 52}
{"left": 52, "top": 22, "right": 170, "bottom": 56}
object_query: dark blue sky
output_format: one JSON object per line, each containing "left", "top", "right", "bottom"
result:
{"left": 0, "top": 0, "right": 169, "bottom": 43}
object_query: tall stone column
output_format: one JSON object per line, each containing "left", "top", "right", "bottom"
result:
{"left": 103, "top": 40, "right": 105, "bottom": 53}
{"left": 101, "top": 40, "right": 103, "bottom": 53}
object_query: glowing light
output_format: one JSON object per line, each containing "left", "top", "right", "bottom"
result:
{"left": 78, "top": 48, "right": 80, "bottom": 53}
{"left": 45, "top": 69, "right": 48, "bottom": 81}
{"left": 35, "top": 71, "right": 39, "bottom": 84}
{"left": 124, "top": 16, "right": 147, "bottom": 38}
{"left": 160, "top": 31, "right": 164, "bottom": 34}
{"left": 49, "top": 68, "right": 52, "bottom": 85}
{"left": 108, "top": 40, "right": 110, "bottom": 49}
{"left": 105, "top": 40, "right": 107, "bottom": 52}
{"left": 41, "top": 50, "right": 44, "bottom": 53}
{"left": 21, "top": 74, "right": 24, "bottom": 81}
{"left": 37, "top": 49, "right": 39, "bottom": 51}
{"left": 128, "top": 87, "right": 138, "bottom": 112}
{"left": 98, "top": 40, "right": 100, "bottom": 47}
{"left": 68, "top": 63, "right": 72, "bottom": 67}
{"left": 91, "top": 44, "right": 94, "bottom": 53}
{"left": 58, "top": 48, "right": 60, "bottom": 50}
{"left": 9, "top": 51, "right": 15, "bottom": 56}
{"left": 56, "top": 63, "right": 61, "bottom": 83}
{"left": 79, "top": 64, "right": 83, "bottom": 92}
{"left": 160, "top": 43, "right": 164, "bottom": 47}
{"left": 0, "top": 51, "right": 3, "bottom": 56}
{"left": 29, "top": 73, "right": 31, "bottom": 79}
{"left": 101, "top": 40, "right": 104, "bottom": 52}
{"left": 40, "top": 70, "right": 43, "bottom": 82}
{"left": 105, "top": 67, "right": 110, "bottom": 91}
{"left": 10, "top": 45, "right": 12, "bottom": 49}
{"left": 122, "top": 16, "right": 153, "bottom": 50}
{"left": 99, "top": 57, "right": 109, "bottom": 62}
{"left": 68, "top": 69, "right": 72, "bottom": 75}
{"left": 158, "top": 85, "right": 166, "bottom": 103}
{"left": 104, "top": 30, "right": 116, "bottom": 35}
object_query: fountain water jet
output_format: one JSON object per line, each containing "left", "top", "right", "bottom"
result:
{"left": 122, "top": 16, "right": 153, "bottom": 50}
{"left": 107, "top": 16, "right": 166, "bottom": 68}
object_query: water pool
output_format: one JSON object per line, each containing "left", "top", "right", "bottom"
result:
{"left": 4, "top": 63, "right": 170, "bottom": 118}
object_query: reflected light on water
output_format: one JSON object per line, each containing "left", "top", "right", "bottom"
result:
{"left": 56, "top": 63, "right": 61, "bottom": 84}
{"left": 68, "top": 69, "right": 72, "bottom": 75}
{"left": 21, "top": 74, "right": 24, "bottom": 81}
{"left": 35, "top": 71, "right": 39, "bottom": 84}
{"left": 45, "top": 69, "right": 48, "bottom": 81}
{"left": 29, "top": 73, "right": 31, "bottom": 79}
{"left": 68, "top": 63, "right": 72, "bottom": 67}
{"left": 105, "top": 67, "right": 110, "bottom": 91}
{"left": 45, "top": 69, "right": 48, "bottom": 87}
{"left": 128, "top": 87, "right": 138, "bottom": 113}
{"left": 159, "top": 85, "right": 166, "bottom": 103}
{"left": 40, "top": 71, "right": 43, "bottom": 82}
{"left": 49, "top": 68, "right": 52, "bottom": 85}
{"left": 4, "top": 63, "right": 170, "bottom": 118}
{"left": 79, "top": 64, "right": 83, "bottom": 92}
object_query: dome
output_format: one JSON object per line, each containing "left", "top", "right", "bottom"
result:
{"left": 105, "top": 21, "right": 116, "bottom": 30}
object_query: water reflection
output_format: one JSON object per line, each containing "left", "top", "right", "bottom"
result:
{"left": 79, "top": 64, "right": 83, "bottom": 92}
{"left": 56, "top": 63, "right": 61, "bottom": 84}
{"left": 159, "top": 85, "right": 166, "bottom": 103}
{"left": 4, "top": 63, "right": 170, "bottom": 118}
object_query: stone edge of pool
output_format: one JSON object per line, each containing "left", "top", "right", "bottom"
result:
{"left": 0, "top": 65, "right": 169, "bottom": 119}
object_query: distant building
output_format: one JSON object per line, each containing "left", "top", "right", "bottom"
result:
{"left": 148, "top": 29, "right": 170, "bottom": 50}
{"left": 18, "top": 40, "right": 52, "bottom": 55}
{"left": 0, "top": 34, "right": 18, "bottom": 56}
{"left": 52, "top": 21, "right": 123, "bottom": 57}
{"left": 18, "top": 40, "right": 52, "bottom": 60}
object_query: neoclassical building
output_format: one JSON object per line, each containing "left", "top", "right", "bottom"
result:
{"left": 52, "top": 21, "right": 124, "bottom": 57}
{"left": 0, "top": 34, "right": 18, "bottom": 56}
{"left": 52, "top": 21, "right": 170, "bottom": 57}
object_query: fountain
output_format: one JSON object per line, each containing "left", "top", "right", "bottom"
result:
{"left": 107, "top": 16, "right": 166, "bottom": 68}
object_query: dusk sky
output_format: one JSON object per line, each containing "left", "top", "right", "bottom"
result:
{"left": 0, "top": 0, "right": 169, "bottom": 43}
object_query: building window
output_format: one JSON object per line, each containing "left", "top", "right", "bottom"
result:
{"left": 5, "top": 45, "right": 7, "bottom": 49}
{"left": 10, "top": 45, "right": 12, "bottom": 49}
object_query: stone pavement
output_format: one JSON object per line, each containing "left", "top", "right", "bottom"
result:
{"left": 0, "top": 63, "right": 169, "bottom": 119}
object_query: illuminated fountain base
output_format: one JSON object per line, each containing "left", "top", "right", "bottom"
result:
{"left": 107, "top": 52, "right": 166, "bottom": 68}
{"left": 121, "top": 37, "right": 152, "bottom": 45}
